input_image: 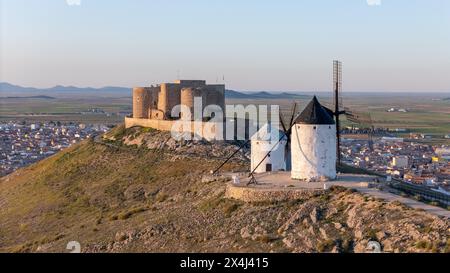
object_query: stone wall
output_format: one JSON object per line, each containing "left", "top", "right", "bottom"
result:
{"left": 124, "top": 117, "right": 223, "bottom": 141}
{"left": 225, "top": 183, "right": 324, "bottom": 203}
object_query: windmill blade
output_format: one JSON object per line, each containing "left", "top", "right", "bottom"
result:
{"left": 212, "top": 139, "right": 251, "bottom": 175}
{"left": 322, "top": 106, "right": 335, "bottom": 118}
{"left": 289, "top": 102, "right": 298, "bottom": 127}
{"left": 279, "top": 114, "right": 291, "bottom": 163}
{"left": 279, "top": 114, "right": 288, "bottom": 134}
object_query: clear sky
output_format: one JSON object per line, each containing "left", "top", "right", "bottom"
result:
{"left": 1, "top": 0, "right": 449, "bottom": 92}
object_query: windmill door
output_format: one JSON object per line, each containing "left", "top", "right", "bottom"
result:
{"left": 266, "top": 164, "right": 272, "bottom": 172}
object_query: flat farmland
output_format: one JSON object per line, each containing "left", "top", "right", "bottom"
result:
{"left": 1, "top": 92, "right": 449, "bottom": 136}
{"left": 229, "top": 92, "right": 450, "bottom": 136}
{"left": 0, "top": 97, "right": 131, "bottom": 124}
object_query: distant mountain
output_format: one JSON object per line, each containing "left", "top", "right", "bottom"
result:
{"left": 1, "top": 82, "right": 310, "bottom": 100}
{"left": 0, "top": 82, "right": 131, "bottom": 97}
{"left": 0, "top": 95, "right": 56, "bottom": 100}
{"left": 225, "top": 90, "right": 309, "bottom": 99}
{"left": 0, "top": 82, "right": 40, "bottom": 93}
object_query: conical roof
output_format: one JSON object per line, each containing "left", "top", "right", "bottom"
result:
{"left": 294, "top": 96, "right": 335, "bottom": 125}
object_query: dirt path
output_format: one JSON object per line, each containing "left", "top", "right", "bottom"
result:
{"left": 357, "top": 188, "right": 450, "bottom": 218}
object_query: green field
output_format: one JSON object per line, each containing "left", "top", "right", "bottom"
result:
{"left": 229, "top": 93, "right": 450, "bottom": 138}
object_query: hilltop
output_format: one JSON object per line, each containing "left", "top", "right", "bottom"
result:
{"left": 0, "top": 126, "right": 448, "bottom": 253}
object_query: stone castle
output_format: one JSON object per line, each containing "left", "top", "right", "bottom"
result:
{"left": 132, "top": 80, "right": 225, "bottom": 121}
{"left": 125, "top": 80, "right": 226, "bottom": 139}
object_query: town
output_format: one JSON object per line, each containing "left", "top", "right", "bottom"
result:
{"left": 0, "top": 121, "right": 110, "bottom": 176}
{"left": 341, "top": 134, "right": 450, "bottom": 195}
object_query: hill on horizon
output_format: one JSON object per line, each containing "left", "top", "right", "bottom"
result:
{"left": 0, "top": 82, "right": 310, "bottom": 100}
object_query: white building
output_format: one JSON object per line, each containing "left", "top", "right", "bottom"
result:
{"left": 291, "top": 96, "right": 337, "bottom": 182}
{"left": 250, "top": 123, "right": 287, "bottom": 173}
{"left": 381, "top": 137, "right": 404, "bottom": 143}
{"left": 392, "top": 156, "right": 409, "bottom": 168}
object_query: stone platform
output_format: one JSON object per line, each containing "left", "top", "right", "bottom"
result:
{"left": 225, "top": 172, "right": 381, "bottom": 203}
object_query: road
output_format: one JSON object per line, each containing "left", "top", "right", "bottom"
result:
{"left": 357, "top": 187, "right": 450, "bottom": 218}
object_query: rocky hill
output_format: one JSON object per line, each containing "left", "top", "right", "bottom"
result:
{"left": 0, "top": 126, "right": 448, "bottom": 253}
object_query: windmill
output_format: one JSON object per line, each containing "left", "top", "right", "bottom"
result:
{"left": 212, "top": 60, "right": 348, "bottom": 183}
{"left": 211, "top": 102, "right": 299, "bottom": 182}
{"left": 246, "top": 103, "right": 299, "bottom": 184}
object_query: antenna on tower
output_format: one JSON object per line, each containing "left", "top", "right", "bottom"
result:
{"left": 333, "top": 60, "right": 345, "bottom": 165}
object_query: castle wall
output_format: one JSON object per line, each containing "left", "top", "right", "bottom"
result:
{"left": 158, "top": 83, "right": 181, "bottom": 119}
{"left": 132, "top": 80, "right": 225, "bottom": 121}
{"left": 124, "top": 117, "right": 223, "bottom": 141}
{"left": 205, "top": 84, "right": 225, "bottom": 114}
{"left": 176, "top": 80, "right": 206, "bottom": 87}
{"left": 148, "top": 86, "right": 160, "bottom": 109}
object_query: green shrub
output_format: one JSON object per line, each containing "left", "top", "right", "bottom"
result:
{"left": 155, "top": 192, "right": 168, "bottom": 202}
{"left": 317, "top": 239, "right": 335, "bottom": 252}
{"left": 118, "top": 207, "right": 148, "bottom": 220}
{"left": 223, "top": 203, "right": 240, "bottom": 216}
{"left": 415, "top": 240, "right": 432, "bottom": 249}
{"left": 255, "top": 234, "right": 278, "bottom": 243}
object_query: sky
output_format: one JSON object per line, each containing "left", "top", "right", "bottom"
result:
{"left": 0, "top": 0, "right": 449, "bottom": 92}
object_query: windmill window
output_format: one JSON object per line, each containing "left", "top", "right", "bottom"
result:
{"left": 329, "top": 126, "right": 331, "bottom": 129}
{"left": 313, "top": 126, "right": 316, "bottom": 130}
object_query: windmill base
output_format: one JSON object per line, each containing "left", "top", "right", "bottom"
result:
{"left": 225, "top": 172, "right": 380, "bottom": 203}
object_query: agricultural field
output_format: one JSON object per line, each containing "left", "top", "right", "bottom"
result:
{"left": 229, "top": 92, "right": 450, "bottom": 140}
{"left": 0, "top": 97, "right": 131, "bottom": 124}
{"left": 1, "top": 91, "right": 449, "bottom": 138}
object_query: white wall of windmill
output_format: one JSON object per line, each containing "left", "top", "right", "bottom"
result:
{"left": 250, "top": 139, "right": 287, "bottom": 173}
{"left": 291, "top": 124, "right": 337, "bottom": 181}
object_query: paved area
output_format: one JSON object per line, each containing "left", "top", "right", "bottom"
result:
{"left": 231, "top": 171, "right": 449, "bottom": 218}
{"left": 235, "top": 172, "right": 378, "bottom": 190}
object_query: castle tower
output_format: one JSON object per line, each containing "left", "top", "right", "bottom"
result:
{"left": 251, "top": 123, "right": 287, "bottom": 173}
{"left": 291, "top": 96, "right": 337, "bottom": 182}
{"left": 180, "top": 87, "right": 206, "bottom": 120}
{"left": 133, "top": 87, "right": 151, "bottom": 118}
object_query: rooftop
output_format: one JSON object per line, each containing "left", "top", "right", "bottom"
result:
{"left": 295, "top": 96, "right": 335, "bottom": 125}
